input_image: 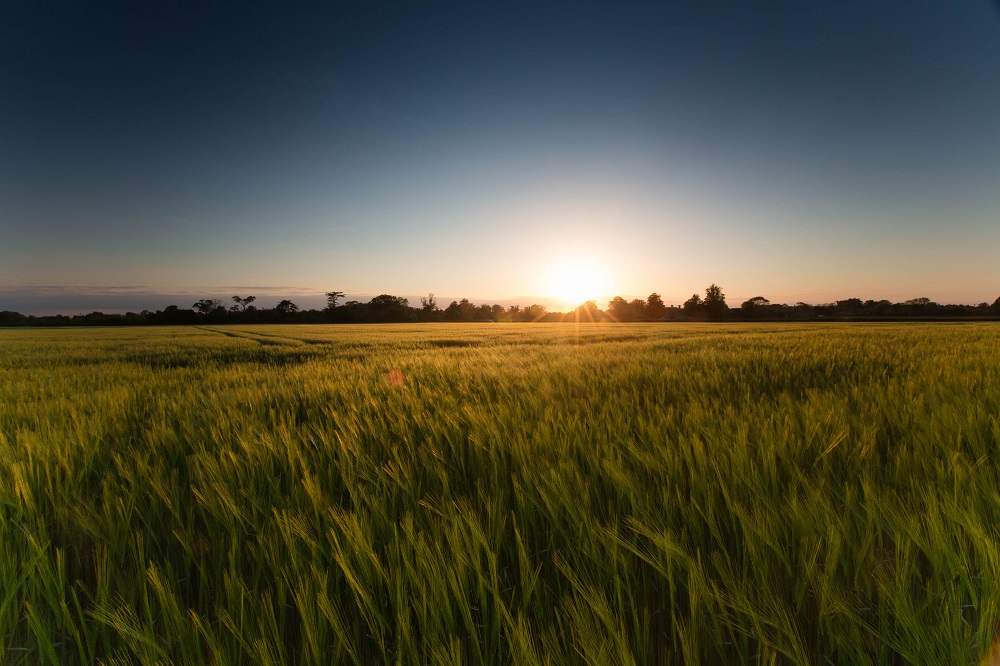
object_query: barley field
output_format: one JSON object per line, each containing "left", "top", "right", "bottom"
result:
{"left": 1, "top": 322, "right": 999, "bottom": 665}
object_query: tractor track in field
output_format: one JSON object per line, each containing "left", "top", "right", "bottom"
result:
{"left": 192, "top": 326, "right": 320, "bottom": 347}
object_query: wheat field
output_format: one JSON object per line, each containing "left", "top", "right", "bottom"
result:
{"left": 1, "top": 322, "right": 998, "bottom": 664}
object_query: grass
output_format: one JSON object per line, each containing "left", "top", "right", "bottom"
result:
{"left": 1, "top": 322, "right": 999, "bottom": 664}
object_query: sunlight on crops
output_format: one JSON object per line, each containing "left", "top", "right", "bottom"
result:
{"left": 1, "top": 322, "right": 999, "bottom": 664}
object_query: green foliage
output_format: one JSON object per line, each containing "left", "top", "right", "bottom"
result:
{"left": 1, "top": 323, "right": 999, "bottom": 664}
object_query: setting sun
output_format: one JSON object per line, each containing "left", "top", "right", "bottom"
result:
{"left": 544, "top": 257, "right": 611, "bottom": 307}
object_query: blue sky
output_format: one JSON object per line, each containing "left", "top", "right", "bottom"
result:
{"left": 2, "top": 1, "right": 999, "bottom": 314}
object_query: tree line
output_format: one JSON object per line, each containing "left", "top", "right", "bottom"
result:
{"left": 2, "top": 286, "right": 999, "bottom": 327}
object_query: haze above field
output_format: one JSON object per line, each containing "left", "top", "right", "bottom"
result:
{"left": 2, "top": 1, "right": 999, "bottom": 315}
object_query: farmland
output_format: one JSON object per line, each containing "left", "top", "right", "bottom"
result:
{"left": 1, "top": 322, "right": 999, "bottom": 664}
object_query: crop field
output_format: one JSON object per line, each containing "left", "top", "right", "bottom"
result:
{"left": 1, "top": 322, "right": 999, "bottom": 664}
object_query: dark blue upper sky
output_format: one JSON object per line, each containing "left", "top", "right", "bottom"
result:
{"left": 3, "top": 1, "right": 999, "bottom": 313}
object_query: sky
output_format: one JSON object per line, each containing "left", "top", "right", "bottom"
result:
{"left": 2, "top": 0, "right": 999, "bottom": 314}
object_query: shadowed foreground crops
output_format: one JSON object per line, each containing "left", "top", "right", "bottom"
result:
{"left": 2, "top": 322, "right": 999, "bottom": 664}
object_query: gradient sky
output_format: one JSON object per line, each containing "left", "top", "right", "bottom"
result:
{"left": 3, "top": 1, "right": 999, "bottom": 314}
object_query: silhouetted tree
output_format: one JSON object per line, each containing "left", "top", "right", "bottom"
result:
{"left": 193, "top": 299, "right": 225, "bottom": 315}
{"left": 834, "top": 298, "right": 863, "bottom": 316}
{"left": 704, "top": 284, "right": 728, "bottom": 320}
{"left": 152, "top": 305, "right": 197, "bottom": 325}
{"left": 420, "top": 293, "right": 437, "bottom": 313}
{"left": 606, "top": 296, "right": 633, "bottom": 321}
{"left": 521, "top": 304, "right": 547, "bottom": 322}
{"left": 646, "top": 293, "right": 667, "bottom": 320}
{"left": 903, "top": 297, "right": 937, "bottom": 316}
{"left": 575, "top": 300, "right": 603, "bottom": 322}
{"left": 325, "top": 291, "right": 345, "bottom": 310}
{"left": 742, "top": 296, "right": 769, "bottom": 309}
{"left": 789, "top": 302, "right": 814, "bottom": 318}
{"left": 368, "top": 294, "right": 414, "bottom": 322}
{"left": 740, "top": 296, "right": 770, "bottom": 319}
{"left": 683, "top": 293, "right": 703, "bottom": 317}
{"left": 486, "top": 304, "right": 505, "bottom": 321}
{"left": 231, "top": 295, "right": 256, "bottom": 312}
{"left": 444, "top": 298, "right": 476, "bottom": 321}
{"left": 274, "top": 300, "right": 299, "bottom": 315}
{"left": 863, "top": 299, "right": 892, "bottom": 316}
{"left": 629, "top": 298, "right": 646, "bottom": 318}
{"left": 335, "top": 300, "right": 365, "bottom": 322}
